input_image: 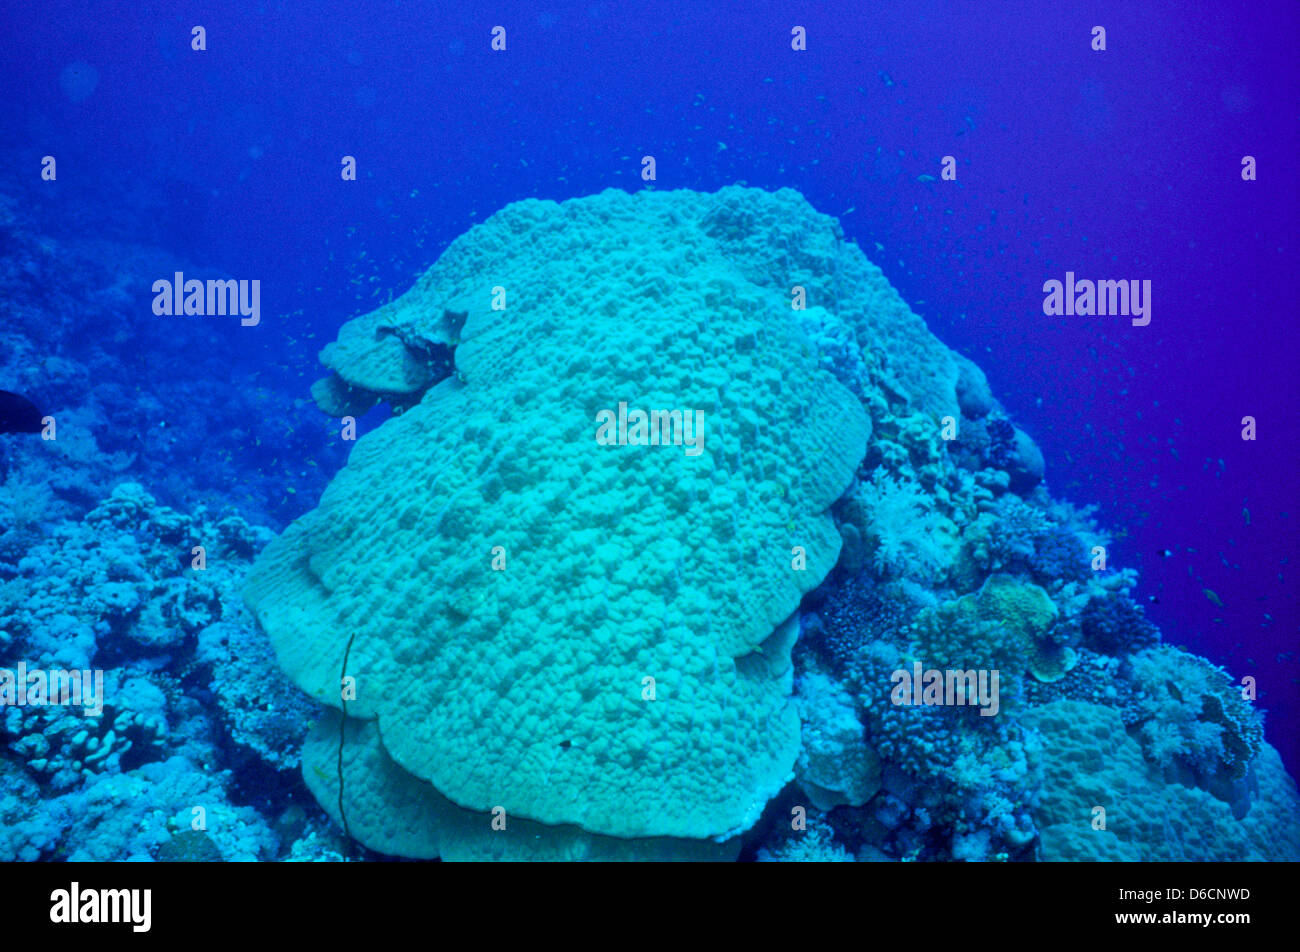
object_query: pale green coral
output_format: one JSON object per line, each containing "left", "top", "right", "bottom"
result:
{"left": 913, "top": 573, "right": 1058, "bottom": 682}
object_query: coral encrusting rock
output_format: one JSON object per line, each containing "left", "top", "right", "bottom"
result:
{"left": 1125, "top": 646, "right": 1264, "bottom": 796}
{"left": 1024, "top": 701, "right": 1296, "bottom": 861}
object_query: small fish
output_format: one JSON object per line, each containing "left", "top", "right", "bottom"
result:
{"left": 0, "top": 390, "right": 43, "bottom": 434}
{"left": 1146, "top": 595, "right": 1160, "bottom": 604}
{"left": 1204, "top": 588, "right": 1224, "bottom": 608}
{"left": 1243, "top": 507, "right": 1251, "bottom": 525}
{"left": 1157, "top": 548, "right": 1174, "bottom": 558}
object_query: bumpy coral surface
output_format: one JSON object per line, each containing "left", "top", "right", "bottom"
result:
{"left": 1024, "top": 701, "right": 1298, "bottom": 861}
{"left": 248, "top": 187, "right": 870, "bottom": 844}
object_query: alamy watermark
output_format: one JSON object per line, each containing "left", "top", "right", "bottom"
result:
{"left": 151, "top": 271, "right": 260, "bottom": 326}
{"left": 595, "top": 401, "right": 704, "bottom": 457}
{"left": 1042, "top": 271, "right": 1150, "bottom": 326}
{"left": 0, "top": 662, "right": 104, "bottom": 716}
{"left": 50, "top": 882, "right": 151, "bottom": 932}
{"left": 890, "top": 662, "right": 1000, "bottom": 716}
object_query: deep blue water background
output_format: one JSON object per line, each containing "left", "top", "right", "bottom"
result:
{"left": 1, "top": 0, "right": 1296, "bottom": 769}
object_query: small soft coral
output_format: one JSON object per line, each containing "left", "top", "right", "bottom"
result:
{"left": 853, "top": 472, "right": 957, "bottom": 584}
{"left": 1125, "top": 646, "right": 1264, "bottom": 800}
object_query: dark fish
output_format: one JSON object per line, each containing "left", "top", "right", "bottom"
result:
{"left": 1157, "top": 548, "right": 1173, "bottom": 558}
{"left": 0, "top": 390, "right": 43, "bottom": 434}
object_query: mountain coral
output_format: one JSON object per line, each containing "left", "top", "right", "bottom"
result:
{"left": 232, "top": 184, "right": 1300, "bottom": 863}
{"left": 248, "top": 186, "right": 871, "bottom": 849}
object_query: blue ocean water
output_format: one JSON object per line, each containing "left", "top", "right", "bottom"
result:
{"left": 0, "top": 1, "right": 1295, "bottom": 862}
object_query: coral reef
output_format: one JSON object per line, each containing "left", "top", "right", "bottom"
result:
{"left": 3, "top": 184, "right": 1296, "bottom": 863}
{"left": 0, "top": 481, "right": 315, "bottom": 860}
{"left": 245, "top": 185, "right": 1300, "bottom": 863}
{"left": 4, "top": 682, "right": 167, "bottom": 789}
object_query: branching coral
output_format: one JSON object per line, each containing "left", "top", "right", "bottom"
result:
{"left": 3, "top": 690, "right": 166, "bottom": 790}
{"left": 801, "top": 575, "right": 914, "bottom": 676}
{"left": 1081, "top": 593, "right": 1160, "bottom": 655}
